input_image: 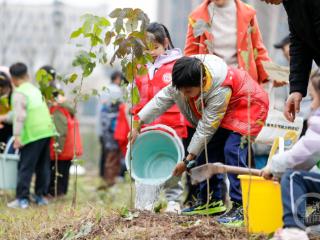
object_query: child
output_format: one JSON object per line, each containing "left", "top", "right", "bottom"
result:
{"left": 39, "top": 66, "right": 82, "bottom": 197}
{"left": 131, "top": 55, "right": 269, "bottom": 224}
{"left": 132, "top": 22, "right": 187, "bottom": 213}
{"left": 185, "top": 0, "right": 270, "bottom": 84}
{"left": 6, "top": 63, "right": 56, "bottom": 209}
{"left": 99, "top": 71, "right": 124, "bottom": 186}
{"left": 262, "top": 73, "right": 320, "bottom": 240}
{"left": 0, "top": 68, "right": 13, "bottom": 151}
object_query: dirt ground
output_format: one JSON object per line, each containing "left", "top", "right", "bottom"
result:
{"left": 39, "top": 211, "right": 268, "bottom": 240}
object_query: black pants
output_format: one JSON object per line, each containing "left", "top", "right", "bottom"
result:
{"left": 48, "top": 160, "right": 71, "bottom": 196}
{"left": 183, "top": 126, "right": 199, "bottom": 204}
{"left": 99, "top": 136, "right": 106, "bottom": 177}
{"left": 16, "top": 138, "right": 51, "bottom": 199}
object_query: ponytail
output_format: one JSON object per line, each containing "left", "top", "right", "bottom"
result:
{"left": 147, "top": 22, "right": 175, "bottom": 50}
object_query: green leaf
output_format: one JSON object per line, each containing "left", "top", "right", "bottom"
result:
{"left": 132, "top": 86, "right": 140, "bottom": 105}
{"left": 129, "top": 31, "right": 145, "bottom": 39}
{"left": 104, "top": 31, "right": 114, "bottom": 46}
{"left": 98, "top": 17, "right": 110, "bottom": 27}
{"left": 144, "top": 53, "right": 154, "bottom": 63}
{"left": 70, "top": 27, "right": 83, "bottom": 39}
{"left": 91, "top": 89, "right": 99, "bottom": 96}
{"left": 89, "top": 52, "right": 96, "bottom": 58}
{"left": 93, "top": 24, "right": 102, "bottom": 36}
{"left": 68, "top": 73, "right": 78, "bottom": 83}
{"left": 125, "top": 18, "right": 138, "bottom": 32}
{"left": 192, "top": 19, "right": 211, "bottom": 38}
{"left": 109, "top": 8, "right": 122, "bottom": 18}
{"left": 82, "top": 21, "right": 92, "bottom": 34}
{"left": 240, "top": 50, "right": 250, "bottom": 72}
{"left": 137, "top": 65, "right": 148, "bottom": 76}
{"left": 115, "top": 17, "right": 124, "bottom": 34}
{"left": 62, "top": 229, "right": 75, "bottom": 240}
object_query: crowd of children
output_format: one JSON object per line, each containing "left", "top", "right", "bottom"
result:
{"left": 0, "top": 0, "right": 320, "bottom": 239}
{"left": 0, "top": 63, "right": 82, "bottom": 208}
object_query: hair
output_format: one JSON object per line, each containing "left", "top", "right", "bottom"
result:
{"left": 110, "top": 70, "right": 126, "bottom": 83}
{"left": 146, "top": 22, "right": 174, "bottom": 49}
{"left": 0, "top": 71, "right": 12, "bottom": 91}
{"left": 172, "top": 57, "right": 205, "bottom": 89}
{"left": 9, "top": 62, "right": 28, "bottom": 79}
{"left": 40, "top": 65, "right": 56, "bottom": 80}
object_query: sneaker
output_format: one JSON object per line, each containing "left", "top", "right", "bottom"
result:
{"left": 7, "top": 198, "right": 29, "bottom": 209}
{"left": 271, "top": 228, "right": 309, "bottom": 240}
{"left": 217, "top": 202, "right": 244, "bottom": 227}
{"left": 181, "top": 200, "right": 227, "bottom": 216}
{"left": 35, "top": 195, "right": 49, "bottom": 206}
{"left": 165, "top": 201, "right": 181, "bottom": 214}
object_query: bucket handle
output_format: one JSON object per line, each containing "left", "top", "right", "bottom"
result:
{"left": 141, "top": 124, "right": 185, "bottom": 159}
{"left": 3, "top": 137, "right": 19, "bottom": 157}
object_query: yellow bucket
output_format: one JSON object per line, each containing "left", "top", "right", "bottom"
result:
{"left": 239, "top": 175, "right": 283, "bottom": 234}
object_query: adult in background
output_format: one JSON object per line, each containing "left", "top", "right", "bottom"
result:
{"left": 261, "top": 0, "right": 320, "bottom": 122}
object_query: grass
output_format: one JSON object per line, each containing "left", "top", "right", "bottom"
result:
{"left": 0, "top": 172, "right": 131, "bottom": 240}
{"left": 0, "top": 171, "right": 307, "bottom": 240}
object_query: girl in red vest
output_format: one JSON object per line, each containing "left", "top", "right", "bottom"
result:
{"left": 132, "top": 22, "right": 187, "bottom": 213}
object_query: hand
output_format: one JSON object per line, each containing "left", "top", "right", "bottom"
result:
{"left": 272, "top": 79, "right": 288, "bottom": 88}
{"left": 261, "top": 167, "right": 281, "bottom": 182}
{"left": 13, "top": 136, "right": 22, "bottom": 149}
{"left": 261, "top": 167, "right": 273, "bottom": 180}
{"left": 172, "top": 162, "right": 187, "bottom": 177}
{"left": 284, "top": 92, "right": 303, "bottom": 122}
{"left": 260, "top": 0, "right": 283, "bottom": 5}
{"left": 127, "top": 128, "right": 139, "bottom": 145}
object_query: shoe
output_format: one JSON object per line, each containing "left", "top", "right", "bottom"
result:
{"left": 181, "top": 199, "right": 227, "bottom": 216}
{"left": 7, "top": 198, "right": 29, "bottom": 209}
{"left": 165, "top": 201, "right": 181, "bottom": 214}
{"left": 217, "top": 202, "right": 244, "bottom": 227}
{"left": 271, "top": 228, "right": 309, "bottom": 240}
{"left": 35, "top": 195, "right": 49, "bottom": 206}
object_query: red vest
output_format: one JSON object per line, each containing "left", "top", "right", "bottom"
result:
{"left": 220, "top": 67, "right": 269, "bottom": 136}
{"left": 50, "top": 106, "right": 83, "bottom": 160}
{"left": 133, "top": 61, "right": 187, "bottom": 138}
{"left": 189, "top": 67, "right": 269, "bottom": 137}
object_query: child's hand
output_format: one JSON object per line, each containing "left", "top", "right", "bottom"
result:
{"left": 261, "top": 167, "right": 273, "bottom": 180}
{"left": 272, "top": 79, "right": 288, "bottom": 88}
{"left": 172, "top": 162, "right": 186, "bottom": 177}
{"left": 13, "top": 136, "right": 22, "bottom": 149}
{"left": 128, "top": 128, "right": 139, "bottom": 145}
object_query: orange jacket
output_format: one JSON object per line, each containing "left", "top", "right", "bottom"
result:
{"left": 184, "top": 0, "right": 271, "bottom": 84}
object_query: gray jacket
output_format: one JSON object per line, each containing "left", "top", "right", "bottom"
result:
{"left": 138, "top": 55, "right": 231, "bottom": 156}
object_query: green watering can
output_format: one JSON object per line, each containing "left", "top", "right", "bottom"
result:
{"left": 126, "top": 124, "right": 185, "bottom": 185}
